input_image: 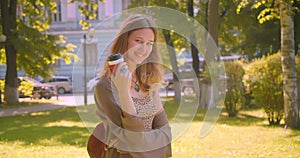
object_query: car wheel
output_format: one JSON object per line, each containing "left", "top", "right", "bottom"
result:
{"left": 33, "top": 92, "right": 42, "bottom": 100}
{"left": 44, "top": 96, "right": 52, "bottom": 99}
{"left": 58, "top": 87, "right": 65, "bottom": 94}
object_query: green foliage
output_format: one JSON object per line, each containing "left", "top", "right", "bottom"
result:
{"left": 0, "top": 0, "right": 101, "bottom": 79}
{"left": 18, "top": 0, "right": 54, "bottom": 32}
{"left": 18, "top": 80, "right": 34, "bottom": 98}
{"left": 0, "top": 79, "right": 33, "bottom": 99}
{"left": 244, "top": 52, "right": 284, "bottom": 125}
{"left": 129, "top": 0, "right": 192, "bottom": 51}
{"left": 14, "top": 21, "right": 79, "bottom": 78}
{"left": 0, "top": 80, "right": 3, "bottom": 90}
{"left": 0, "top": 48, "right": 5, "bottom": 64}
{"left": 224, "top": 61, "right": 246, "bottom": 117}
{"left": 234, "top": 0, "right": 281, "bottom": 59}
{"left": 257, "top": 7, "right": 280, "bottom": 24}
{"left": 236, "top": 0, "right": 300, "bottom": 59}
{"left": 0, "top": 79, "right": 4, "bottom": 102}
{"left": 237, "top": 0, "right": 281, "bottom": 23}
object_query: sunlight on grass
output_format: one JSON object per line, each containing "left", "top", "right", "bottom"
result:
{"left": 45, "top": 120, "right": 86, "bottom": 128}
{"left": 0, "top": 104, "right": 300, "bottom": 157}
{"left": 172, "top": 122, "right": 300, "bottom": 157}
{"left": 0, "top": 141, "right": 88, "bottom": 158}
{"left": 30, "top": 111, "right": 51, "bottom": 116}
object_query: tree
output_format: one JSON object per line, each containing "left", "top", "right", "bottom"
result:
{"left": 218, "top": 0, "right": 280, "bottom": 59}
{"left": 162, "top": 30, "right": 181, "bottom": 101}
{"left": 238, "top": 0, "right": 299, "bottom": 128}
{"left": 279, "top": 1, "right": 299, "bottom": 128}
{"left": 207, "top": 0, "right": 220, "bottom": 46}
{"left": 0, "top": 0, "right": 100, "bottom": 104}
{"left": 0, "top": 0, "right": 18, "bottom": 104}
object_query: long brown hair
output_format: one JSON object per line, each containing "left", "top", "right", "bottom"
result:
{"left": 101, "top": 14, "right": 164, "bottom": 92}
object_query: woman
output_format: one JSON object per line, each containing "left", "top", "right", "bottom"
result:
{"left": 87, "top": 14, "right": 172, "bottom": 158}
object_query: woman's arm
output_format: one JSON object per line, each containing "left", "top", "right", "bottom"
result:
{"left": 94, "top": 78, "right": 172, "bottom": 153}
{"left": 94, "top": 77, "right": 145, "bottom": 132}
{"left": 111, "top": 62, "right": 139, "bottom": 117}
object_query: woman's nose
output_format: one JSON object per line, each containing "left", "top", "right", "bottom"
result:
{"left": 138, "top": 43, "right": 147, "bottom": 51}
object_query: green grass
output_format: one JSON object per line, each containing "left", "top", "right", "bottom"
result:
{"left": 0, "top": 98, "right": 300, "bottom": 158}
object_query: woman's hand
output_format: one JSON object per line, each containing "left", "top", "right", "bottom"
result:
{"left": 111, "top": 62, "right": 137, "bottom": 116}
{"left": 111, "top": 62, "right": 132, "bottom": 94}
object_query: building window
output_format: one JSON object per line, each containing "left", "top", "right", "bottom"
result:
{"left": 86, "top": 43, "right": 98, "bottom": 66}
{"left": 85, "top": 1, "right": 99, "bottom": 21}
{"left": 52, "top": 0, "right": 62, "bottom": 22}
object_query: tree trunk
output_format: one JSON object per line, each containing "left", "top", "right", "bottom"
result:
{"left": 293, "top": 1, "right": 300, "bottom": 55}
{"left": 202, "top": 0, "right": 220, "bottom": 108}
{"left": 163, "top": 30, "right": 181, "bottom": 101}
{"left": 0, "top": 0, "right": 19, "bottom": 104}
{"left": 188, "top": 0, "right": 200, "bottom": 77}
{"left": 206, "top": 0, "right": 220, "bottom": 63}
{"left": 207, "top": 0, "right": 220, "bottom": 46}
{"left": 280, "top": 2, "right": 299, "bottom": 128}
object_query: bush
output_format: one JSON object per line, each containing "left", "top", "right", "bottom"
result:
{"left": 18, "top": 80, "right": 34, "bottom": 97}
{"left": 224, "top": 61, "right": 245, "bottom": 117}
{"left": 0, "top": 79, "right": 34, "bottom": 101}
{"left": 244, "top": 52, "right": 284, "bottom": 125}
{"left": 201, "top": 60, "right": 245, "bottom": 116}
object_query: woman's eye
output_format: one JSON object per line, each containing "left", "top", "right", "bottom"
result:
{"left": 147, "top": 42, "right": 154, "bottom": 46}
{"left": 135, "top": 39, "right": 144, "bottom": 44}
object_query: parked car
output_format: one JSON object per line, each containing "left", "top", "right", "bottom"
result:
{"left": 164, "top": 73, "right": 196, "bottom": 95}
{"left": 43, "top": 76, "right": 72, "bottom": 94}
{"left": 18, "top": 77, "right": 57, "bottom": 99}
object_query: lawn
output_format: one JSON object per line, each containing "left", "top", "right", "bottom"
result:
{"left": 0, "top": 97, "right": 300, "bottom": 158}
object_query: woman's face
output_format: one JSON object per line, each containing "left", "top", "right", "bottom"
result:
{"left": 126, "top": 28, "right": 155, "bottom": 65}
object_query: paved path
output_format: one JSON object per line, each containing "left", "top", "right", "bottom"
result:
{"left": 0, "top": 103, "right": 77, "bottom": 117}
{"left": 0, "top": 90, "right": 174, "bottom": 117}
{"left": 0, "top": 93, "right": 93, "bottom": 117}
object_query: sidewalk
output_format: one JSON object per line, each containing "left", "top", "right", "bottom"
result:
{"left": 0, "top": 93, "right": 99, "bottom": 117}
{"left": 0, "top": 97, "right": 82, "bottom": 117}
{"left": 0, "top": 103, "right": 72, "bottom": 117}
{"left": 0, "top": 90, "right": 173, "bottom": 117}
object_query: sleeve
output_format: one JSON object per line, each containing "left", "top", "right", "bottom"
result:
{"left": 94, "top": 77, "right": 172, "bottom": 156}
{"left": 151, "top": 106, "right": 172, "bottom": 157}
{"left": 94, "top": 77, "right": 145, "bottom": 131}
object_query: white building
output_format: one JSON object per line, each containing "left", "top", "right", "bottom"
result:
{"left": 0, "top": 0, "right": 130, "bottom": 92}
{"left": 52, "top": 0, "right": 131, "bottom": 92}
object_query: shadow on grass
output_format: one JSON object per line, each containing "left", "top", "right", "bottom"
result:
{"left": 162, "top": 97, "right": 269, "bottom": 127}
{"left": 285, "top": 128, "right": 300, "bottom": 144}
{"left": 0, "top": 106, "right": 93, "bottom": 147}
{"left": 215, "top": 112, "right": 266, "bottom": 126}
